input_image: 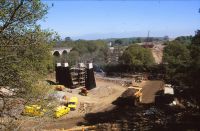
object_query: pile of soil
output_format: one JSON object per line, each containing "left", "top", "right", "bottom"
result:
{"left": 112, "top": 88, "right": 137, "bottom": 106}
{"left": 89, "top": 86, "right": 114, "bottom": 98}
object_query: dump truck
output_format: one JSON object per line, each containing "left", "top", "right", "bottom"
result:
{"left": 54, "top": 106, "right": 70, "bottom": 118}
{"left": 68, "top": 97, "right": 78, "bottom": 111}
{"left": 23, "top": 105, "right": 46, "bottom": 117}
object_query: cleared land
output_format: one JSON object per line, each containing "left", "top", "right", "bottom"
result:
{"left": 19, "top": 78, "right": 164, "bottom": 130}
{"left": 151, "top": 44, "right": 165, "bottom": 64}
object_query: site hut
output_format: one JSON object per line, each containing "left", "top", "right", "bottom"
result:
{"left": 85, "top": 63, "right": 96, "bottom": 90}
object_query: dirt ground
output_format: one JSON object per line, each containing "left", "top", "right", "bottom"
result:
{"left": 19, "top": 78, "right": 126, "bottom": 130}
{"left": 151, "top": 44, "right": 165, "bottom": 64}
{"left": 18, "top": 78, "right": 164, "bottom": 131}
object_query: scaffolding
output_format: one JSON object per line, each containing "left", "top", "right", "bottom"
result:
{"left": 70, "top": 63, "right": 86, "bottom": 88}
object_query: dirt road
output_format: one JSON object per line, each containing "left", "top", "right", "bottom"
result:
{"left": 151, "top": 44, "right": 165, "bottom": 64}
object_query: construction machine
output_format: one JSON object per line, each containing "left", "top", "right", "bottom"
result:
{"left": 23, "top": 105, "right": 46, "bottom": 117}
{"left": 54, "top": 106, "right": 70, "bottom": 118}
{"left": 79, "top": 87, "right": 88, "bottom": 96}
{"left": 68, "top": 97, "right": 78, "bottom": 111}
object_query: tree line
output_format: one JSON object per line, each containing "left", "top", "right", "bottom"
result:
{"left": 163, "top": 32, "right": 200, "bottom": 106}
{"left": 54, "top": 39, "right": 109, "bottom": 66}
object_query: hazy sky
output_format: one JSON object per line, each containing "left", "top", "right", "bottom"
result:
{"left": 40, "top": 0, "right": 200, "bottom": 40}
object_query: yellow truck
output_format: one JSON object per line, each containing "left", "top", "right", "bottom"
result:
{"left": 23, "top": 105, "right": 46, "bottom": 117}
{"left": 54, "top": 106, "right": 70, "bottom": 118}
{"left": 68, "top": 97, "right": 78, "bottom": 111}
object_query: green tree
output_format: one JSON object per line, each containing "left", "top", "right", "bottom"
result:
{"left": 56, "top": 40, "right": 108, "bottom": 66}
{"left": 189, "top": 30, "right": 200, "bottom": 88}
{"left": 115, "top": 39, "right": 123, "bottom": 45}
{"left": 120, "top": 44, "right": 155, "bottom": 68}
{"left": 64, "top": 37, "right": 72, "bottom": 42}
{"left": 67, "top": 51, "right": 79, "bottom": 65}
{"left": 163, "top": 41, "right": 191, "bottom": 85}
{"left": 175, "top": 36, "right": 193, "bottom": 45}
{"left": 0, "top": 0, "right": 57, "bottom": 99}
{"left": 163, "top": 42, "right": 191, "bottom": 66}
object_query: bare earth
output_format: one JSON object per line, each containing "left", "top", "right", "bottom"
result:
{"left": 19, "top": 78, "right": 164, "bottom": 130}
{"left": 151, "top": 44, "right": 165, "bottom": 64}
{"left": 20, "top": 79, "right": 126, "bottom": 130}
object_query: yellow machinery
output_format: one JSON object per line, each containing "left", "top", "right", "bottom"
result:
{"left": 134, "top": 87, "right": 142, "bottom": 98}
{"left": 54, "top": 106, "right": 70, "bottom": 118}
{"left": 129, "top": 86, "right": 143, "bottom": 103}
{"left": 134, "top": 88, "right": 142, "bottom": 103}
{"left": 23, "top": 105, "right": 46, "bottom": 117}
{"left": 68, "top": 97, "right": 78, "bottom": 111}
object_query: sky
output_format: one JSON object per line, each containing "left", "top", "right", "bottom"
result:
{"left": 39, "top": 0, "right": 200, "bottom": 40}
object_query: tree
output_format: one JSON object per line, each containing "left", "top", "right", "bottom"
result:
{"left": 175, "top": 36, "right": 192, "bottom": 45}
{"left": 163, "top": 42, "right": 191, "bottom": 66}
{"left": 115, "top": 39, "right": 123, "bottom": 45}
{"left": 0, "top": 0, "right": 57, "bottom": 99}
{"left": 189, "top": 30, "right": 200, "bottom": 89}
{"left": 67, "top": 51, "right": 79, "bottom": 65}
{"left": 64, "top": 37, "right": 72, "bottom": 42}
{"left": 120, "top": 44, "right": 155, "bottom": 68}
{"left": 135, "top": 37, "right": 142, "bottom": 43}
{"left": 0, "top": 0, "right": 48, "bottom": 34}
{"left": 163, "top": 41, "right": 191, "bottom": 85}
{"left": 56, "top": 40, "right": 108, "bottom": 66}
{"left": 191, "top": 30, "right": 200, "bottom": 46}
{"left": 163, "top": 36, "right": 169, "bottom": 41}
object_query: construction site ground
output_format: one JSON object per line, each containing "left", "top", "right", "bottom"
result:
{"left": 19, "top": 77, "right": 164, "bottom": 130}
